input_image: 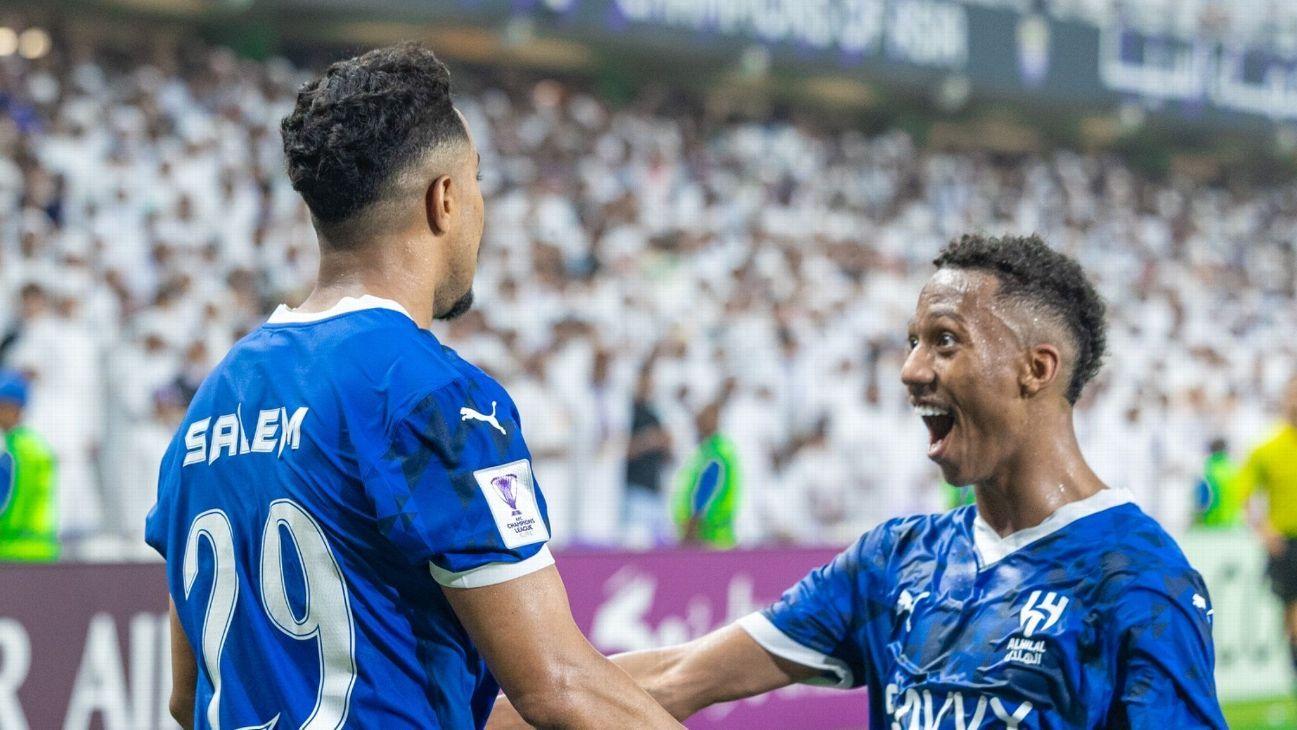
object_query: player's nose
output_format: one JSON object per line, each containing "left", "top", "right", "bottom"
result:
{"left": 900, "top": 345, "right": 936, "bottom": 392}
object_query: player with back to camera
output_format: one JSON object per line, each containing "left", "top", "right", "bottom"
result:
{"left": 490, "top": 234, "right": 1228, "bottom": 729}
{"left": 145, "top": 44, "right": 679, "bottom": 729}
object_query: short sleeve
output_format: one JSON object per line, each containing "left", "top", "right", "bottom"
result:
{"left": 738, "top": 528, "right": 887, "bottom": 689}
{"left": 1111, "top": 581, "right": 1227, "bottom": 729}
{"left": 362, "top": 379, "right": 553, "bottom": 589}
{"left": 144, "top": 442, "right": 181, "bottom": 559}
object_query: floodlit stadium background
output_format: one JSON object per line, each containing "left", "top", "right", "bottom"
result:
{"left": 1, "top": 0, "right": 1296, "bottom": 728}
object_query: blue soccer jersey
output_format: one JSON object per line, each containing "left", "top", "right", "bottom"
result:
{"left": 145, "top": 296, "right": 553, "bottom": 729}
{"left": 737, "top": 489, "right": 1227, "bottom": 729}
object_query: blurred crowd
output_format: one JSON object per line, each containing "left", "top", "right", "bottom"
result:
{"left": 988, "top": 0, "right": 1297, "bottom": 49}
{"left": 1, "top": 36, "right": 1295, "bottom": 559}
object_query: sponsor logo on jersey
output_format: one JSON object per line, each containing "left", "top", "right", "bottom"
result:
{"left": 183, "top": 405, "right": 309, "bottom": 467}
{"left": 460, "top": 401, "right": 506, "bottom": 435}
{"left": 897, "top": 589, "right": 930, "bottom": 632}
{"left": 886, "top": 683, "right": 1034, "bottom": 729}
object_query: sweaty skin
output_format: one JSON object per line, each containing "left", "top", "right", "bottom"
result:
{"left": 902, "top": 269, "right": 1105, "bottom": 535}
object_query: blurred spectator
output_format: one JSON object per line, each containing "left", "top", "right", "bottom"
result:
{"left": 2, "top": 33, "right": 1296, "bottom": 552}
{"left": 623, "top": 364, "right": 673, "bottom": 547}
{"left": 672, "top": 390, "right": 741, "bottom": 549}
{"left": 1236, "top": 376, "right": 1297, "bottom": 682}
{"left": 0, "top": 369, "right": 58, "bottom": 562}
{"left": 1192, "top": 438, "right": 1241, "bottom": 528}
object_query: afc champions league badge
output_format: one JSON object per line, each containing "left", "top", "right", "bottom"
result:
{"left": 492, "top": 473, "right": 523, "bottom": 517}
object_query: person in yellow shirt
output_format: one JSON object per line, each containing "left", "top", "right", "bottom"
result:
{"left": 1237, "top": 375, "right": 1297, "bottom": 677}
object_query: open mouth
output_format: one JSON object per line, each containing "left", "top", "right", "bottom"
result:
{"left": 914, "top": 404, "right": 956, "bottom": 458}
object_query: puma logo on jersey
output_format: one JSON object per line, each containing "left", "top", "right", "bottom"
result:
{"left": 897, "top": 589, "right": 931, "bottom": 632}
{"left": 460, "top": 401, "right": 506, "bottom": 435}
{"left": 1192, "top": 593, "right": 1214, "bottom": 622}
{"left": 183, "top": 405, "right": 309, "bottom": 466}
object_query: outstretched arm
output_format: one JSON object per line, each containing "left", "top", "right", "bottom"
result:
{"left": 447, "top": 565, "right": 680, "bottom": 730}
{"left": 611, "top": 623, "right": 818, "bottom": 719}
{"left": 487, "top": 623, "right": 817, "bottom": 727}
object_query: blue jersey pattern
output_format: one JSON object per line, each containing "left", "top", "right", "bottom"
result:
{"left": 739, "top": 490, "right": 1226, "bottom": 729}
{"left": 145, "top": 299, "right": 552, "bottom": 729}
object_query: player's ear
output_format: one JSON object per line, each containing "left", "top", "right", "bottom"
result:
{"left": 1020, "top": 343, "right": 1061, "bottom": 398}
{"left": 426, "top": 174, "right": 454, "bottom": 236}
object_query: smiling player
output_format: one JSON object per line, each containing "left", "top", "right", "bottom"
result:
{"left": 498, "top": 235, "right": 1227, "bottom": 728}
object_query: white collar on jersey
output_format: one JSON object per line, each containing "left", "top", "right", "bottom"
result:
{"left": 971, "top": 487, "right": 1133, "bottom": 569}
{"left": 266, "top": 294, "right": 414, "bottom": 325}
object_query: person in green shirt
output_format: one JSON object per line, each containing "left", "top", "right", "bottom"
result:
{"left": 672, "top": 397, "right": 741, "bottom": 549}
{"left": 1193, "top": 438, "right": 1242, "bottom": 528}
{"left": 0, "top": 369, "right": 58, "bottom": 562}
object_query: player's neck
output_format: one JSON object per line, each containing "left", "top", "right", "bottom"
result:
{"left": 973, "top": 415, "right": 1106, "bottom": 537}
{"left": 300, "top": 240, "right": 439, "bottom": 328}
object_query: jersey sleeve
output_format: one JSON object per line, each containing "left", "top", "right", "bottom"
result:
{"left": 143, "top": 440, "right": 182, "bottom": 559}
{"left": 737, "top": 526, "right": 890, "bottom": 689}
{"left": 1111, "top": 580, "right": 1227, "bottom": 729}
{"left": 362, "top": 378, "right": 553, "bottom": 589}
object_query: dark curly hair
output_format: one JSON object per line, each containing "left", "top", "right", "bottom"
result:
{"left": 933, "top": 234, "right": 1107, "bottom": 404}
{"left": 280, "top": 43, "right": 467, "bottom": 228}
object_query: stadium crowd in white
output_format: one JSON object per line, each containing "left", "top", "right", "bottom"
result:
{"left": 2, "top": 39, "right": 1294, "bottom": 559}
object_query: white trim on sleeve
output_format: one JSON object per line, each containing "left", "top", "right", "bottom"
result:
{"left": 737, "top": 612, "right": 854, "bottom": 689}
{"left": 429, "top": 544, "right": 555, "bottom": 589}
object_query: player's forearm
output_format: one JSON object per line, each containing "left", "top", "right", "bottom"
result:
{"left": 614, "top": 624, "right": 812, "bottom": 720}
{"left": 505, "top": 657, "right": 681, "bottom": 729}
{"left": 611, "top": 645, "right": 707, "bottom": 720}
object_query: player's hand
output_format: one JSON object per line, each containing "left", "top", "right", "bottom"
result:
{"left": 1263, "top": 527, "right": 1287, "bottom": 558}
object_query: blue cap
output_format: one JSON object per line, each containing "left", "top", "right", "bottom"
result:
{"left": 0, "top": 370, "right": 29, "bottom": 407}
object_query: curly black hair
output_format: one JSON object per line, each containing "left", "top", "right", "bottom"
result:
{"left": 933, "top": 233, "right": 1107, "bottom": 404}
{"left": 280, "top": 43, "right": 467, "bottom": 228}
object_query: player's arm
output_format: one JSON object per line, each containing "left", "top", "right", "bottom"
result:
{"left": 487, "top": 623, "right": 813, "bottom": 726}
{"left": 1112, "top": 584, "right": 1227, "bottom": 729}
{"left": 1234, "top": 448, "right": 1282, "bottom": 555}
{"left": 166, "top": 598, "right": 197, "bottom": 730}
{"left": 611, "top": 623, "right": 818, "bottom": 719}
{"left": 447, "top": 565, "right": 680, "bottom": 729}
{"left": 491, "top": 534, "right": 872, "bottom": 727}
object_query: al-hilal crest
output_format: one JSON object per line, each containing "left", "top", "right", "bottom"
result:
{"left": 491, "top": 474, "right": 522, "bottom": 516}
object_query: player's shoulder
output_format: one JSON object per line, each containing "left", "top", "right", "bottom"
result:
{"left": 1085, "top": 502, "right": 1208, "bottom": 608}
{"left": 845, "top": 509, "right": 963, "bottom": 570}
{"left": 244, "top": 304, "right": 511, "bottom": 420}
{"left": 1257, "top": 424, "right": 1297, "bottom": 456}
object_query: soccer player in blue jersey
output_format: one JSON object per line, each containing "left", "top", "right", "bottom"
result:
{"left": 145, "top": 45, "right": 678, "bottom": 729}
{"left": 497, "top": 235, "right": 1227, "bottom": 728}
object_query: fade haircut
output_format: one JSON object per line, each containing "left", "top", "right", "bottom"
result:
{"left": 280, "top": 43, "right": 467, "bottom": 232}
{"left": 933, "top": 233, "right": 1107, "bottom": 405}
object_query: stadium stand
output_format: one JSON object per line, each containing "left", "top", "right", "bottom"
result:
{"left": 1, "top": 34, "right": 1295, "bottom": 559}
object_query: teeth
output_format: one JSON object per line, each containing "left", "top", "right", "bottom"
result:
{"left": 914, "top": 405, "right": 950, "bottom": 417}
